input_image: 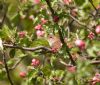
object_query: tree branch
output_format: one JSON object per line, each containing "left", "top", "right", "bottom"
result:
{"left": 0, "top": 3, "right": 8, "bottom": 29}
{"left": 3, "top": 51, "right": 14, "bottom": 85}
{"left": 89, "top": 0, "right": 98, "bottom": 13}
{"left": 68, "top": 13, "right": 92, "bottom": 31}
{"left": 90, "top": 60, "right": 100, "bottom": 64}
{"left": 45, "top": 0, "right": 55, "bottom": 16}
{"left": 3, "top": 43, "right": 52, "bottom": 52}
{"left": 9, "top": 57, "right": 24, "bottom": 70}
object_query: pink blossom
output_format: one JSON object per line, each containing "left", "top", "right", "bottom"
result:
{"left": 19, "top": 72, "right": 26, "bottom": 78}
{"left": 63, "top": 0, "right": 72, "bottom": 5}
{"left": 91, "top": 73, "right": 100, "bottom": 85}
{"left": 31, "top": 58, "right": 40, "bottom": 67}
{"left": 35, "top": 24, "right": 42, "bottom": 30}
{"left": 18, "top": 31, "right": 26, "bottom": 38}
{"left": 41, "top": 18, "right": 48, "bottom": 24}
{"left": 75, "top": 39, "right": 85, "bottom": 50}
{"left": 88, "top": 32, "right": 95, "bottom": 40}
{"left": 95, "top": 25, "right": 100, "bottom": 34}
{"left": 29, "top": 15, "right": 34, "bottom": 20}
{"left": 34, "top": 0, "right": 41, "bottom": 4}
{"left": 36, "top": 30, "right": 45, "bottom": 37}
{"left": 67, "top": 66, "right": 76, "bottom": 73}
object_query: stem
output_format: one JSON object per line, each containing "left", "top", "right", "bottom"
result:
{"left": 89, "top": 0, "right": 98, "bottom": 13}
{"left": 91, "top": 60, "right": 100, "bottom": 64}
{"left": 0, "top": 3, "right": 8, "bottom": 29}
{"left": 58, "top": 28, "right": 76, "bottom": 65}
{"left": 69, "top": 13, "right": 91, "bottom": 31}
{"left": 9, "top": 57, "right": 24, "bottom": 70}
{"left": 3, "top": 44, "right": 52, "bottom": 52}
{"left": 45, "top": 0, "right": 55, "bottom": 16}
{"left": 3, "top": 51, "right": 14, "bottom": 85}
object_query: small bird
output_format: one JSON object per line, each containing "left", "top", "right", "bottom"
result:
{"left": 47, "top": 34, "right": 62, "bottom": 51}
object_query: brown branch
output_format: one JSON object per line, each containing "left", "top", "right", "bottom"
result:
{"left": 59, "top": 59, "right": 73, "bottom": 67}
{"left": 68, "top": 13, "right": 92, "bottom": 31}
{"left": 3, "top": 44, "right": 52, "bottom": 52}
{"left": 89, "top": 0, "right": 98, "bottom": 13}
{"left": 0, "top": 3, "right": 8, "bottom": 29}
{"left": 45, "top": 0, "right": 76, "bottom": 65}
{"left": 2, "top": 43, "right": 52, "bottom": 70}
{"left": 90, "top": 60, "right": 100, "bottom": 64}
{"left": 9, "top": 57, "right": 24, "bottom": 70}
{"left": 45, "top": 0, "right": 55, "bottom": 16}
{"left": 3, "top": 51, "right": 14, "bottom": 85}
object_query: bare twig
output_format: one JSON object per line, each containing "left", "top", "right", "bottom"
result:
{"left": 3, "top": 44, "right": 52, "bottom": 52}
{"left": 45, "top": 0, "right": 55, "bottom": 16}
{"left": 90, "top": 60, "right": 100, "bottom": 64}
{"left": 89, "top": 0, "right": 98, "bottom": 13}
{"left": 60, "top": 58, "right": 100, "bottom": 67}
{"left": 69, "top": 13, "right": 92, "bottom": 31}
{"left": 59, "top": 59, "right": 73, "bottom": 67}
{"left": 0, "top": 3, "right": 8, "bottom": 29}
{"left": 3, "top": 51, "right": 14, "bottom": 85}
{"left": 9, "top": 57, "right": 25, "bottom": 70}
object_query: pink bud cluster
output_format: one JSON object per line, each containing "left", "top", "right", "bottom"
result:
{"left": 75, "top": 39, "right": 85, "bottom": 50}
{"left": 51, "top": 47, "right": 58, "bottom": 53}
{"left": 35, "top": 24, "right": 45, "bottom": 37}
{"left": 34, "top": 18, "right": 48, "bottom": 37}
{"left": 31, "top": 58, "right": 40, "bottom": 67}
{"left": 29, "top": 15, "right": 34, "bottom": 20}
{"left": 34, "top": 0, "right": 41, "bottom": 4}
{"left": 19, "top": 72, "right": 27, "bottom": 78}
{"left": 95, "top": 25, "right": 100, "bottom": 34}
{"left": 91, "top": 73, "right": 100, "bottom": 85}
{"left": 41, "top": 18, "right": 48, "bottom": 25}
{"left": 63, "top": 0, "right": 72, "bottom": 5}
{"left": 67, "top": 66, "right": 76, "bottom": 73}
{"left": 18, "top": 31, "right": 27, "bottom": 38}
{"left": 88, "top": 32, "right": 95, "bottom": 40}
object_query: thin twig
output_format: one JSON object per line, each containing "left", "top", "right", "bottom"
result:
{"left": 90, "top": 60, "right": 100, "bottom": 64}
{"left": 60, "top": 58, "right": 100, "bottom": 66}
{"left": 89, "top": 0, "right": 98, "bottom": 13}
{"left": 59, "top": 59, "right": 73, "bottom": 67}
{"left": 3, "top": 51, "right": 14, "bottom": 85}
{"left": 0, "top": 3, "right": 8, "bottom": 29}
{"left": 45, "top": 0, "right": 55, "bottom": 16}
{"left": 9, "top": 57, "right": 25, "bottom": 70}
{"left": 3, "top": 44, "right": 52, "bottom": 52}
{"left": 69, "top": 13, "right": 92, "bottom": 31}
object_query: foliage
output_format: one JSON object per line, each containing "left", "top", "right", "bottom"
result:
{"left": 0, "top": 0, "right": 100, "bottom": 85}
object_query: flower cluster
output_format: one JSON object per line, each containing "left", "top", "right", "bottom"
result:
{"left": 91, "top": 73, "right": 100, "bottom": 85}
{"left": 88, "top": 32, "right": 95, "bottom": 40}
{"left": 34, "top": 18, "right": 48, "bottom": 37}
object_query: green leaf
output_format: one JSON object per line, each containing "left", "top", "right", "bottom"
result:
{"left": 41, "top": 0, "right": 45, "bottom": 2}
{"left": 7, "top": 59, "right": 15, "bottom": 67}
{"left": 0, "top": 25, "right": 14, "bottom": 41}
{"left": 15, "top": 50, "right": 27, "bottom": 58}
{"left": 87, "top": 48, "right": 97, "bottom": 57}
{"left": 11, "top": 13, "right": 20, "bottom": 27}
{"left": 9, "top": 49, "right": 16, "bottom": 58}
{"left": 31, "top": 38, "right": 49, "bottom": 47}
{"left": 74, "top": 0, "right": 86, "bottom": 6}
